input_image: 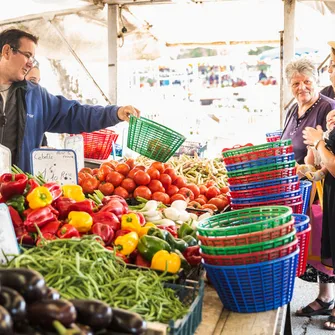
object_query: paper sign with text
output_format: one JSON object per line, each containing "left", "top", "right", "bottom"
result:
{"left": 0, "top": 204, "right": 20, "bottom": 264}
{"left": 0, "top": 144, "right": 11, "bottom": 175}
{"left": 31, "top": 149, "right": 78, "bottom": 185}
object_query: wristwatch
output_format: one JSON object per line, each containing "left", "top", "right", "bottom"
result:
{"left": 313, "top": 139, "right": 324, "bottom": 149}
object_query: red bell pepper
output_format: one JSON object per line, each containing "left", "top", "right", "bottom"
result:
{"left": 56, "top": 224, "right": 80, "bottom": 239}
{"left": 67, "top": 199, "right": 95, "bottom": 215}
{"left": 135, "top": 253, "right": 151, "bottom": 268}
{"left": 53, "top": 197, "right": 76, "bottom": 220}
{"left": 113, "top": 229, "right": 131, "bottom": 241}
{"left": 15, "top": 226, "right": 36, "bottom": 246}
{"left": 91, "top": 223, "right": 114, "bottom": 246}
{"left": 182, "top": 245, "right": 201, "bottom": 266}
{"left": 43, "top": 182, "right": 62, "bottom": 202}
{"left": 157, "top": 225, "right": 178, "bottom": 238}
{"left": 36, "top": 232, "right": 57, "bottom": 246}
{"left": 92, "top": 211, "right": 120, "bottom": 232}
{"left": 0, "top": 173, "right": 28, "bottom": 201}
{"left": 102, "top": 195, "right": 129, "bottom": 212}
{"left": 100, "top": 200, "right": 127, "bottom": 219}
{"left": 8, "top": 205, "right": 24, "bottom": 228}
{"left": 130, "top": 212, "right": 145, "bottom": 226}
{"left": 25, "top": 179, "right": 40, "bottom": 196}
{"left": 24, "top": 206, "right": 58, "bottom": 233}
{"left": 40, "top": 220, "right": 61, "bottom": 236}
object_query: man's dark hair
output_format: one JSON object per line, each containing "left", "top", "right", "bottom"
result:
{"left": 0, "top": 28, "right": 38, "bottom": 51}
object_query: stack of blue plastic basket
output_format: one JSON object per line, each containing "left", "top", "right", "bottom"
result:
{"left": 222, "top": 139, "right": 312, "bottom": 214}
{"left": 198, "top": 206, "right": 300, "bottom": 313}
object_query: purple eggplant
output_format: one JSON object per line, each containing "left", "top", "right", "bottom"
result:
{"left": 0, "top": 286, "right": 26, "bottom": 322}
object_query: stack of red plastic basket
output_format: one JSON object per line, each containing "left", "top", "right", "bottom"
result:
{"left": 222, "top": 139, "right": 311, "bottom": 214}
{"left": 198, "top": 206, "right": 299, "bottom": 313}
{"left": 266, "top": 130, "right": 283, "bottom": 142}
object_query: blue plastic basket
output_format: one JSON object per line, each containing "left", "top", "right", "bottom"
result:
{"left": 203, "top": 248, "right": 299, "bottom": 313}
{"left": 225, "top": 153, "right": 295, "bottom": 172}
{"left": 231, "top": 189, "right": 302, "bottom": 205}
{"left": 300, "top": 180, "right": 312, "bottom": 214}
{"left": 266, "top": 130, "right": 283, "bottom": 138}
{"left": 229, "top": 175, "right": 299, "bottom": 192}
{"left": 293, "top": 213, "right": 310, "bottom": 233}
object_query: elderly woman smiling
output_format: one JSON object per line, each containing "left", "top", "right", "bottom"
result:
{"left": 281, "top": 58, "right": 335, "bottom": 164}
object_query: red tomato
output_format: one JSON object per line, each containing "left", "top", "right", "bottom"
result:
{"left": 206, "top": 180, "right": 216, "bottom": 188}
{"left": 97, "top": 165, "right": 113, "bottom": 182}
{"left": 199, "top": 184, "right": 208, "bottom": 195}
{"left": 121, "top": 178, "right": 137, "bottom": 193}
{"left": 100, "top": 162, "right": 116, "bottom": 170}
{"left": 150, "top": 162, "right": 165, "bottom": 174}
{"left": 98, "top": 182, "right": 115, "bottom": 196}
{"left": 127, "top": 168, "right": 141, "bottom": 179}
{"left": 186, "top": 184, "right": 200, "bottom": 199}
{"left": 220, "top": 185, "right": 230, "bottom": 194}
{"left": 79, "top": 167, "right": 93, "bottom": 175}
{"left": 202, "top": 203, "right": 218, "bottom": 211}
{"left": 152, "top": 192, "right": 170, "bottom": 204}
{"left": 148, "top": 180, "right": 164, "bottom": 193}
{"left": 133, "top": 186, "right": 152, "bottom": 200}
{"left": 194, "top": 197, "right": 206, "bottom": 206}
{"left": 197, "top": 194, "right": 208, "bottom": 202}
{"left": 133, "top": 170, "right": 151, "bottom": 186}
{"left": 147, "top": 167, "right": 160, "bottom": 180}
{"left": 166, "top": 185, "right": 179, "bottom": 197}
{"left": 170, "top": 194, "right": 186, "bottom": 203}
{"left": 125, "top": 158, "right": 135, "bottom": 170}
{"left": 113, "top": 186, "right": 129, "bottom": 199}
{"left": 105, "top": 171, "right": 125, "bottom": 187}
{"left": 160, "top": 174, "right": 172, "bottom": 189}
{"left": 163, "top": 168, "right": 178, "bottom": 182}
{"left": 206, "top": 186, "right": 220, "bottom": 200}
{"left": 178, "top": 187, "right": 194, "bottom": 201}
{"left": 81, "top": 177, "right": 100, "bottom": 194}
{"left": 188, "top": 201, "right": 202, "bottom": 209}
{"left": 136, "top": 165, "right": 146, "bottom": 171}
{"left": 92, "top": 168, "right": 99, "bottom": 175}
{"left": 208, "top": 197, "right": 229, "bottom": 211}
{"left": 173, "top": 176, "right": 187, "bottom": 189}
{"left": 115, "top": 163, "right": 131, "bottom": 176}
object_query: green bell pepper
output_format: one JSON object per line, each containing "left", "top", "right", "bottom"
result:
{"left": 166, "top": 231, "right": 188, "bottom": 252}
{"left": 178, "top": 222, "right": 196, "bottom": 238}
{"left": 137, "top": 235, "right": 171, "bottom": 261}
{"left": 147, "top": 227, "right": 169, "bottom": 241}
{"left": 6, "top": 195, "right": 26, "bottom": 213}
{"left": 182, "top": 235, "right": 198, "bottom": 247}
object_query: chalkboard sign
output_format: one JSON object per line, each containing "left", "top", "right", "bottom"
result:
{"left": 0, "top": 204, "right": 20, "bottom": 264}
{"left": 64, "top": 135, "right": 84, "bottom": 172}
{"left": 0, "top": 144, "right": 11, "bottom": 175}
{"left": 31, "top": 149, "right": 78, "bottom": 185}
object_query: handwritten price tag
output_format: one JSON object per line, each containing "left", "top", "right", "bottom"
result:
{"left": 31, "top": 149, "right": 78, "bottom": 186}
{"left": 0, "top": 204, "right": 20, "bottom": 264}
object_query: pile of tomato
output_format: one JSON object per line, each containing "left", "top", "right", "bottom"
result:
{"left": 78, "top": 159, "right": 230, "bottom": 212}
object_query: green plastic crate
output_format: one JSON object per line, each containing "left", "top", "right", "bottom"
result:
{"left": 200, "top": 230, "right": 296, "bottom": 255}
{"left": 127, "top": 116, "right": 186, "bottom": 162}
{"left": 197, "top": 206, "right": 292, "bottom": 237}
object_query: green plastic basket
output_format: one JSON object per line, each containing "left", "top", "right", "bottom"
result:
{"left": 197, "top": 206, "right": 292, "bottom": 237}
{"left": 222, "top": 139, "right": 292, "bottom": 158}
{"left": 200, "top": 230, "right": 296, "bottom": 255}
{"left": 227, "top": 160, "right": 296, "bottom": 178}
{"left": 127, "top": 116, "right": 186, "bottom": 162}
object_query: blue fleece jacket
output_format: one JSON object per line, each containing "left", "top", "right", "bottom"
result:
{"left": 19, "top": 81, "right": 121, "bottom": 172}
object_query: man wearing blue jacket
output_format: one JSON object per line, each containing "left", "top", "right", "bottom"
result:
{"left": 0, "top": 29, "right": 140, "bottom": 172}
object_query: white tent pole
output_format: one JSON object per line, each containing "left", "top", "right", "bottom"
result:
{"left": 107, "top": 4, "right": 119, "bottom": 105}
{"left": 281, "top": 0, "right": 296, "bottom": 128}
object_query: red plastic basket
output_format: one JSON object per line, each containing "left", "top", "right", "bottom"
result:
{"left": 228, "top": 167, "right": 297, "bottom": 185}
{"left": 231, "top": 196, "right": 303, "bottom": 214}
{"left": 81, "top": 129, "right": 118, "bottom": 160}
{"left": 230, "top": 181, "right": 300, "bottom": 198}
{"left": 296, "top": 224, "right": 311, "bottom": 277}
{"left": 223, "top": 145, "right": 293, "bottom": 165}
{"left": 197, "top": 219, "right": 294, "bottom": 247}
{"left": 266, "top": 136, "right": 281, "bottom": 142}
{"left": 201, "top": 239, "right": 298, "bottom": 266}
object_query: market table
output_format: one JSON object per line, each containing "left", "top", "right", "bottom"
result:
{"left": 195, "top": 284, "right": 292, "bottom": 335}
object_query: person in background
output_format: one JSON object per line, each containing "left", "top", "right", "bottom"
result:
{"left": 25, "top": 65, "right": 48, "bottom": 147}
{"left": 0, "top": 29, "right": 140, "bottom": 172}
{"left": 281, "top": 58, "right": 335, "bottom": 164}
{"left": 302, "top": 111, "right": 335, "bottom": 330}
{"left": 294, "top": 50, "right": 335, "bottom": 320}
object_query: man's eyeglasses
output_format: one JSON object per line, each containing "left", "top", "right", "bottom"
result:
{"left": 10, "top": 46, "right": 38, "bottom": 67}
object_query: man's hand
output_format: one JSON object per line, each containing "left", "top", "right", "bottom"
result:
{"left": 305, "top": 170, "right": 326, "bottom": 181}
{"left": 117, "top": 105, "right": 140, "bottom": 122}
{"left": 296, "top": 164, "right": 315, "bottom": 179}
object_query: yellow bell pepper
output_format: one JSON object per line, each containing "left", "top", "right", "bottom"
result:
{"left": 68, "top": 211, "right": 93, "bottom": 233}
{"left": 121, "top": 213, "right": 141, "bottom": 234}
{"left": 26, "top": 186, "right": 53, "bottom": 209}
{"left": 139, "top": 222, "right": 156, "bottom": 237}
{"left": 151, "top": 250, "right": 181, "bottom": 274}
{"left": 114, "top": 231, "right": 139, "bottom": 256}
{"left": 62, "top": 185, "right": 85, "bottom": 202}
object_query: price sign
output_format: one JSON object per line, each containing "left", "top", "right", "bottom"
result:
{"left": 0, "top": 144, "right": 11, "bottom": 174}
{"left": 0, "top": 204, "right": 20, "bottom": 264}
{"left": 64, "top": 135, "right": 84, "bottom": 172}
{"left": 31, "top": 149, "right": 78, "bottom": 185}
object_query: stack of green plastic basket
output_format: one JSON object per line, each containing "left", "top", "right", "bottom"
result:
{"left": 198, "top": 206, "right": 300, "bottom": 313}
